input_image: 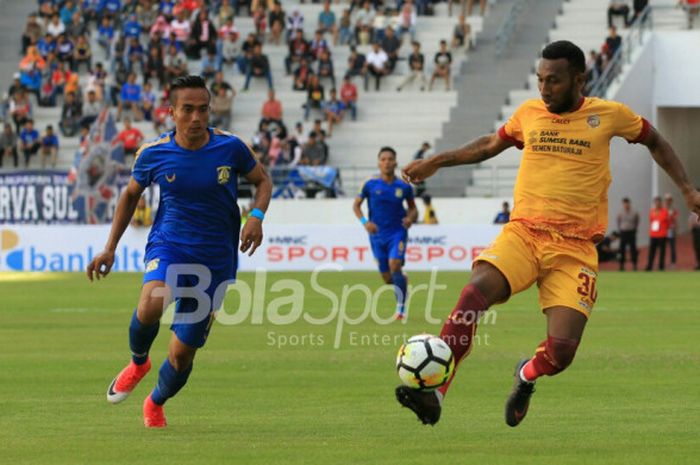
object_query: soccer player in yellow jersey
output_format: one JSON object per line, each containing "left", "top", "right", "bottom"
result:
{"left": 395, "top": 41, "right": 700, "bottom": 427}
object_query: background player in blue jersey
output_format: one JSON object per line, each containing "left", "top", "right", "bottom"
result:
{"left": 86, "top": 76, "right": 272, "bottom": 428}
{"left": 353, "top": 147, "right": 418, "bottom": 319}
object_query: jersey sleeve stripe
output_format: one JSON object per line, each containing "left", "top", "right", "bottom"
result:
{"left": 628, "top": 118, "right": 651, "bottom": 144}
{"left": 497, "top": 125, "right": 524, "bottom": 149}
{"left": 134, "top": 134, "right": 171, "bottom": 161}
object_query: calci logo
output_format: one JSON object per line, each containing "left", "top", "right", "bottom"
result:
{"left": 1, "top": 229, "right": 23, "bottom": 270}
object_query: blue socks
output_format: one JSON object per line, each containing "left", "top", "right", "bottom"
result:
{"left": 391, "top": 271, "right": 408, "bottom": 315}
{"left": 150, "top": 359, "right": 193, "bottom": 405}
{"left": 129, "top": 309, "right": 160, "bottom": 365}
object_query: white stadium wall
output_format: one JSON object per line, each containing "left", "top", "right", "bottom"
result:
{"left": 0, "top": 225, "right": 504, "bottom": 272}
{"left": 608, "top": 30, "right": 700, "bottom": 244}
{"left": 265, "top": 197, "right": 513, "bottom": 225}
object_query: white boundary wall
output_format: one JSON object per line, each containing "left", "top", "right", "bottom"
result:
{"left": 0, "top": 224, "right": 503, "bottom": 272}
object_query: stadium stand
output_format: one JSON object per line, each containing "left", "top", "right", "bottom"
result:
{"left": 1, "top": 0, "right": 487, "bottom": 197}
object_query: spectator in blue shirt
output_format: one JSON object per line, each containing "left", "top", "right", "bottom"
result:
{"left": 37, "top": 33, "right": 56, "bottom": 58}
{"left": 126, "top": 37, "right": 145, "bottom": 73}
{"left": 97, "top": 16, "right": 115, "bottom": 58}
{"left": 40, "top": 125, "right": 59, "bottom": 169}
{"left": 159, "top": 0, "right": 175, "bottom": 19}
{"left": 20, "top": 68, "right": 42, "bottom": 102}
{"left": 118, "top": 72, "right": 142, "bottom": 121}
{"left": 123, "top": 14, "right": 141, "bottom": 39}
{"left": 323, "top": 88, "right": 345, "bottom": 137}
{"left": 318, "top": 1, "right": 338, "bottom": 45}
{"left": 60, "top": 0, "right": 78, "bottom": 26}
{"left": 200, "top": 47, "right": 220, "bottom": 81}
{"left": 19, "top": 119, "right": 41, "bottom": 167}
{"left": 493, "top": 201, "right": 511, "bottom": 224}
{"left": 98, "top": 0, "right": 122, "bottom": 23}
{"left": 56, "top": 34, "right": 75, "bottom": 69}
{"left": 81, "top": 0, "right": 100, "bottom": 23}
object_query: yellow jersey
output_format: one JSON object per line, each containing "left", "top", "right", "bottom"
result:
{"left": 498, "top": 97, "right": 649, "bottom": 242}
{"left": 132, "top": 206, "right": 153, "bottom": 227}
{"left": 423, "top": 205, "right": 438, "bottom": 224}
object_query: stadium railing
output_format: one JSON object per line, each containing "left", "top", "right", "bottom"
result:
{"left": 496, "top": 0, "right": 531, "bottom": 57}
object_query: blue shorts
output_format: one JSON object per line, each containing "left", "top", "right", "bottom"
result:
{"left": 143, "top": 243, "right": 235, "bottom": 348}
{"left": 369, "top": 229, "right": 408, "bottom": 273}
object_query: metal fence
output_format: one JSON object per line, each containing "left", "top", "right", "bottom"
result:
{"left": 587, "top": 5, "right": 652, "bottom": 98}
{"left": 496, "top": 0, "right": 531, "bottom": 57}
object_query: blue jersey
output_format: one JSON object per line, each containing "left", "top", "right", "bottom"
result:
{"left": 132, "top": 128, "right": 257, "bottom": 276}
{"left": 359, "top": 175, "right": 414, "bottom": 236}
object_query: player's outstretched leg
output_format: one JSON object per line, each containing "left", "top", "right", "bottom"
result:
{"left": 505, "top": 307, "right": 585, "bottom": 427}
{"left": 504, "top": 358, "right": 536, "bottom": 427}
{"left": 144, "top": 334, "right": 196, "bottom": 428}
{"left": 395, "top": 263, "right": 507, "bottom": 425}
{"left": 107, "top": 282, "right": 169, "bottom": 404}
{"left": 107, "top": 309, "right": 160, "bottom": 404}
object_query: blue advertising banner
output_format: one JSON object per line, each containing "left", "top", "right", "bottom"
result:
{"left": 0, "top": 110, "right": 158, "bottom": 224}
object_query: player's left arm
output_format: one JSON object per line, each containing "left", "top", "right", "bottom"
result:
{"left": 641, "top": 125, "right": 700, "bottom": 217}
{"left": 403, "top": 197, "right": 418, "bottom": 228}
{"left": 240, "top": 163, "right": 272, "bottom": 256}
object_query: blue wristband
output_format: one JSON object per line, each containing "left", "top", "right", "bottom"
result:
{"left": 360, "top": 217, "right": 368, "bottom": 225}
{"left": 250, "top": 208, "right": 265, "bottom": 221}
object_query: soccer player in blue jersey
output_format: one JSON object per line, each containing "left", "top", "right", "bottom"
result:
{"left": 86, "top": 75, "right": 272, "bottom": 428}
{"left": 353, "top": 147, "right": 418, "bottom": 319}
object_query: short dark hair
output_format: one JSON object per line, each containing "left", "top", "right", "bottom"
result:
{"left": 622, "top": 197, "right": 630, "bottom": 203}
{"left": 378, "top": 146, "right": 397, "bottom": 158}
{"left": 170, "top": 75, "right": 210, "bottom": 105}
{"left": 422, "top": 194, "right": 432, "bottom": 204}
{"left": 542, "top": 40, "right": 586, "bottom": 74}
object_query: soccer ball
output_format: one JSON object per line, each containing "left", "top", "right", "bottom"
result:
{"left": 396, "top": 334, "right": 454, "bottom": 390}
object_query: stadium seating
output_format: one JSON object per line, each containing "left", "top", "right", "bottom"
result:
{"left": 19, "top": 0, "right": 484, "bottom": 196}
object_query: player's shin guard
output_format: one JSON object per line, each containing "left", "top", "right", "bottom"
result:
{"left": 521, "top": 336, "right": 579, "bottom": 382}
{"left": 129, "top": 309, "right": 160, "bottom": 365}
{"left": 391, "top": 271, "right": 408, "bottom": 314}
{"left": 438, "top": 284, "right": 489, "bottom": 397}
{"left": 150, "top": 359, "right": 193, "bottom": 405}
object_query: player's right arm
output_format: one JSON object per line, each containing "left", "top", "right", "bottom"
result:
{"left": 353, "top": 182, "right": 378, "bottom": 234}
{"left": 401, "top": 133, "right": 513, "bottom": 184}
{"left": 87, "top": 177, "right": 145, "bottom": 281}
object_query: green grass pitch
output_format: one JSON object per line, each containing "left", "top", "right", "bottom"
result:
{"left": 1, "top": 271, "right": 698, "bottom": 464}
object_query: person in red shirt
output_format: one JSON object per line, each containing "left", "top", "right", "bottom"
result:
{"left": 259, "top": 88, "right": 283, "bottom": 129}
{"left": 645, "top": 196, "right": 669, "bottom": 271}
{"left": 339, "top": 74, "right": 358, "bottom": 121}
{"left": 153, "top": 97, "right": 171, "bottom": 134}
{"left": 116, "top": 117, "right": 144, "bottom": 161}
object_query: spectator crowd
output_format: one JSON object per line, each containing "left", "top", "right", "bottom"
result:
{"left": 3, "top": 0, "right": 474, "bottom": 173}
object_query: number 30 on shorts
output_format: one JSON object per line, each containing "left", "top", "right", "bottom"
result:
{"left": 576, "top": 272, "right": 598, "bottom": 302}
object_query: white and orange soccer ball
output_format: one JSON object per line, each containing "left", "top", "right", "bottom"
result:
{"left": 396, "top": 334, "right": 454, "bottom": 390}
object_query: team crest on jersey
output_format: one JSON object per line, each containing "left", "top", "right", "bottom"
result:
{"left": 395, "top": 188, "right": 403, "bottom": 198}
{"left": 145, "top": 259, "right": 160, "bottom": 272}
{"left": 528, "top": 130, "right": 538, "bottom": 145}
{"left": 587, "top": 115, "right": 600, "bottom": 128}
{"left": 165, "top": 173, "right": 176, "bottom": 183}
{"left": 217, "top": 166, "right": 232, "bottom": 184}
